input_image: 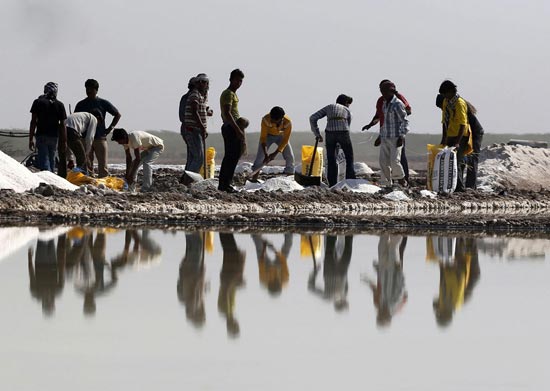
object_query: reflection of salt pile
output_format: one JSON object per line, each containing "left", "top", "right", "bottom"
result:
{"left": 478, "top": 237, "right": 550, "bottom": 260}
{"left": 0, "top": 226, "right": 70, "bottom": 263}
{"left": 0, "top": 150, "right": 77, "bottom": 192}
{"left": 478, "top": 144, "right": 550, "bottom": 191}
{"left": 331, "top": 179, "right": 380, "bottom": 193}
{"left": 245, "top": 176, "right": 304, "bottom": 192}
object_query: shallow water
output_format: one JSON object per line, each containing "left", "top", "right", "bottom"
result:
{"left": 1, "top": 227, "right": 549, "bottom": 390}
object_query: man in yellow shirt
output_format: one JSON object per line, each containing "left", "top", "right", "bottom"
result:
{"left": 439, "top": 80, "right": 471, "bottom": 191}
{"left": 250, "top": 106, "right": 294, "bottom": 181}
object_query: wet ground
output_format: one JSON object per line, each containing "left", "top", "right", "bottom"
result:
{"left": 2, "top": 168, "right": 550, "bottom": 230}
{"left": 1, "top": 226, "right": 549, "bottom": 390}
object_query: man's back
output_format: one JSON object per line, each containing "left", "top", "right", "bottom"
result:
{"left": 30, "top": 96, "right": 66, "bottom": 137}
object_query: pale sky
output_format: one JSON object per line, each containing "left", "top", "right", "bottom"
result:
{"left": 1, "top": 0, "right": 548, "bottom": 134}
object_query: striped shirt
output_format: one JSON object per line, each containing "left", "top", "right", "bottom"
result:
{"left": 380, "top": 95, "right": 409, "bottom": 138}
{"left": 309, "top": 103, "right": 352, "bottom": 137}
{"left": 184, "top": 90, "right": 208, "bottom": 129}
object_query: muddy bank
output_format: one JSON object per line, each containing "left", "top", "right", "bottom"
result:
{"left": 2, "top": 168, "right": 550, "bottom": 231}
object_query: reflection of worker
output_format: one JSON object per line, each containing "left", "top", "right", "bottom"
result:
{"left": 252, "top": 233, "right": 292, "bottom": 296}
{"left": 28, "top": 239, "right": 65, "bottom": 316}
{"left": 110, "top": 229, "right": 162, "bottom": 271}
{"left": 309, "top": 235, "right": 353, "bottom": 312}
{"left": 218, "top": 232, "right": 246, "bottom": 338}
{"left": 364, "top": 235, "right": 408, "bottom": 327}
{"left": 75, "top": 232, "right": 117, "bottom": 316}
{"left": 177, "top": 232, "right": 207, "bottom": 328}
{"left": 433, "top": 237, "right": 480, "bottom": 327}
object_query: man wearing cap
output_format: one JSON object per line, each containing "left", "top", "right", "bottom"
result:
{"left": 250, "top": 106, "right": 294, "bottom": 181}
{"left": 29, "top": 82, "right": 67, "bottom": 174}
{"left": 111, "top": 128, "right": 164, "bottom": 192}
{"left": 183, "top": 74, "right": 212, "bottom": 173}
{"left": 75, "top": 79, "right": 121, "bottom": 178}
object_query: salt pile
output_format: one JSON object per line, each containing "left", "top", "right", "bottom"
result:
{"left": 331, "top": 179, "right": 381, "bottom": 194}
{"left": 234, "top": 162, "right": 253, "bottom": 174}
{"left": 0, "top": 150, "right": 77, "bottom": 192}
{"left": 420, "top": 189, "right": 437, "bottom": 199}
{"left": 384, "top": 190, "right": 410, "bottom": 201}
{"left": 244, "top": 176, "right": 303, "bottom": 192}
{"left": 190, "top": 178, "right": 219, "bottom": 191}
{"left": 478, "top": 144, "right": 550, "bottom": 191}
{"left": 354, "top": 162, "right": 375, "bottom": 175}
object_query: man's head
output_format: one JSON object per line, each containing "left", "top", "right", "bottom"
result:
{"left": 187, "top": 77, "right": 196, "bottom": 90}
{"left": 85, "top": 79, "right": 99, "bottom": 98}
{"left": 43, "top": 82, "right": 58, "bottom": 100}
{"left": 439, "top": 80, "right": 457, "bottom": 100}
{"left": 111, "top": 128, "right": 129, "bottom": 145}
{"left": 195, "top": 73, "right": 210, "bottom": 93}
{"left": 435, "top": 94, "right": 445, "bottom": 109}
{"left": 269, "top": 106, "right": 285, "bottom": 124}
{"left": 229, "top": 68, "right": 244, "bottom": 90}
{"left": 336, "top": 94, "right": 353, "bottom": 107}
{"left": 380, "top": 81, "right": 396, "bottom": 101}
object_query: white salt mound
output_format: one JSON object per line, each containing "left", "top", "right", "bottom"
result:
{"left": 0, "top": 150, "right": 41, "bottom": 192}
{"left": 234, "top": 162, "right": 253, "bottom": 174}
{"left": 354, "top": 162, "right": 375, "bottom": 175}
{"left": 331, "top": 179, "right": 381, "bottom": 194}
{"left": 190, "top": 178, "right": 219, "bottom": 191}
{"left": 420, "top": 189, "right": 437, "bottom": 199}
{"left": 478, "top": 144, "right": 550, "bottom": 191}
{"left": 35, "top": 171, "right": 78, "bottom": 191}
{"left": 246, "top": 176, "right": 304, "bottom": 192}
{"left": 384, "top": 190, "right": 410, "bottom": 201}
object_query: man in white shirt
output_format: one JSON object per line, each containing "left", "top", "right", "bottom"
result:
{"left": 65, "top": 110, "right": 101, "bottom": 174}
{"left": 111, "top": 128, "right": 164, "bottom": 192}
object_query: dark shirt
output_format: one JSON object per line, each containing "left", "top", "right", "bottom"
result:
{"left": 467, "top": 111, "right": 484, "bottom": 137}
{"left": 179, "top": 91, "right": 190, "bottom": 124}
{"left": 75, "top": 97, "right": 119, "bottom": 139}
{"left": 30, "top": 97, "right": 67, "bottom": 138}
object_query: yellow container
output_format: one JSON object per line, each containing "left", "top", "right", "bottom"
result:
{"left": 301, "top": 145, "right": 324, "bottom": 176}
{"left": 200, "top": 147, "right": 216, "bottom": 179}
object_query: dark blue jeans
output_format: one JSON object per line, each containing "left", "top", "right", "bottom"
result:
{"left": 326, "top": 132, "right": 356, "bottom": 187}
{"left": 36, "top": 135, "right": 58, "bottom": 172}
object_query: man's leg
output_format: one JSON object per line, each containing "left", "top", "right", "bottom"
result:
{"left": 281, "top": 140, "right": 295, "bottom": 174}
{"left": 66, "top": 128, "right": 87, "bottom": 172}
{"left": 57, "top": 136, "right": 67, "bottom": 178}
{"left": 218, "top": 124, "right": 241, "bottom": 190}
{"left": 379, "top": 138, "right": 393, "bottom": 186}
{"left": 183, "top": 128, "right": 204, "bottom": 173}
{"left": 35, "top": 136, "right": 49, "bottom": 171}
{"left": 325, "top": 133, "right": 338, "bottom": 187}
{"left": 389, "top": 140, "right": 405, "bottom": 181}
{"left": 94, "top": 139, "right": 109, "bottom": 178}
{"left": 140, "top": 147, "right": 162, "bottom": 190}
{"left": 400, "top": 138, "right": 409, "bottom": 182}
{"left": 465, "top": 134, "right": 483, "bottom": 189}
{"left": 338, "top": 132, "right": 356, "bottom": 180}
{"left": 251, "top": 141, "right": 267, "bottom": 172}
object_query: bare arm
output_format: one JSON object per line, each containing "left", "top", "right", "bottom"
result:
{"left": 124, "top": 148, "right": 133, "bottom": 182}
{"left": 191, "top": 100, "right": 207, "bottom": 138}
{"left": 222, "top": 104, "right": 244, "bottom": 140}
{"left": 106, "top": 113, "right": 121, "bottom": 135}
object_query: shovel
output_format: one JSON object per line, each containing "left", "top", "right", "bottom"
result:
{"left": 294, "top": 137, "right": 321, "bottom": 186}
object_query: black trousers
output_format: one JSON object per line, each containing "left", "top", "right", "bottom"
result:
{"left": 465, "top": 133, "right": 483, "bottom": 189}
{"left": 326, "top": 131, "right": 356, "bottom": 187}
{"left": 400, "top": 139, "right": 409, "bottom": 181}
{"left": 218, "top": 123, "right": 242, "bottom": 190}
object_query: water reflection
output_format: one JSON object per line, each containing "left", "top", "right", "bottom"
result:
{"left": 309, "top": 235, "right": 353, "bottom": 312}
{"left": 17, "top": 227, "right": 549, "bottom": 334}
{"left": 252, "top": 233, "right": 292, "bottom": 296}
{"left": 429, "top": 236, "right": 481, "bottom": 327}
{"left": 363, "top": 234, "right": 408, "bottom": 327}
{"left": 27, "top": 227, "right": 162, "bottom": 317}
{"left": 177, "top": 232, "right": 207, "bottom": 327}
{"left": 218, "top": 232, "right": 246, "bottom": 338}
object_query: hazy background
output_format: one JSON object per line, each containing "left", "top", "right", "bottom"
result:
{"left": 1, "top": 0, "right": 549, "bottom": 134}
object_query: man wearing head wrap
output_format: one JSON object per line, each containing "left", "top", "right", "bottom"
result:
{"left": 74, "top": 79, "right": 121, "bottom": 178}
{"left": 363, "top": 80, "right": 412, "bottom": 183}
{"left": 29, "top": 82, "right": 68, "bottom": 174}
{"left": 182, "top": 74, "right": 213, "bottom": 173}
{"left": 377, "top": 81, "right": 410, "bottom": 188}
